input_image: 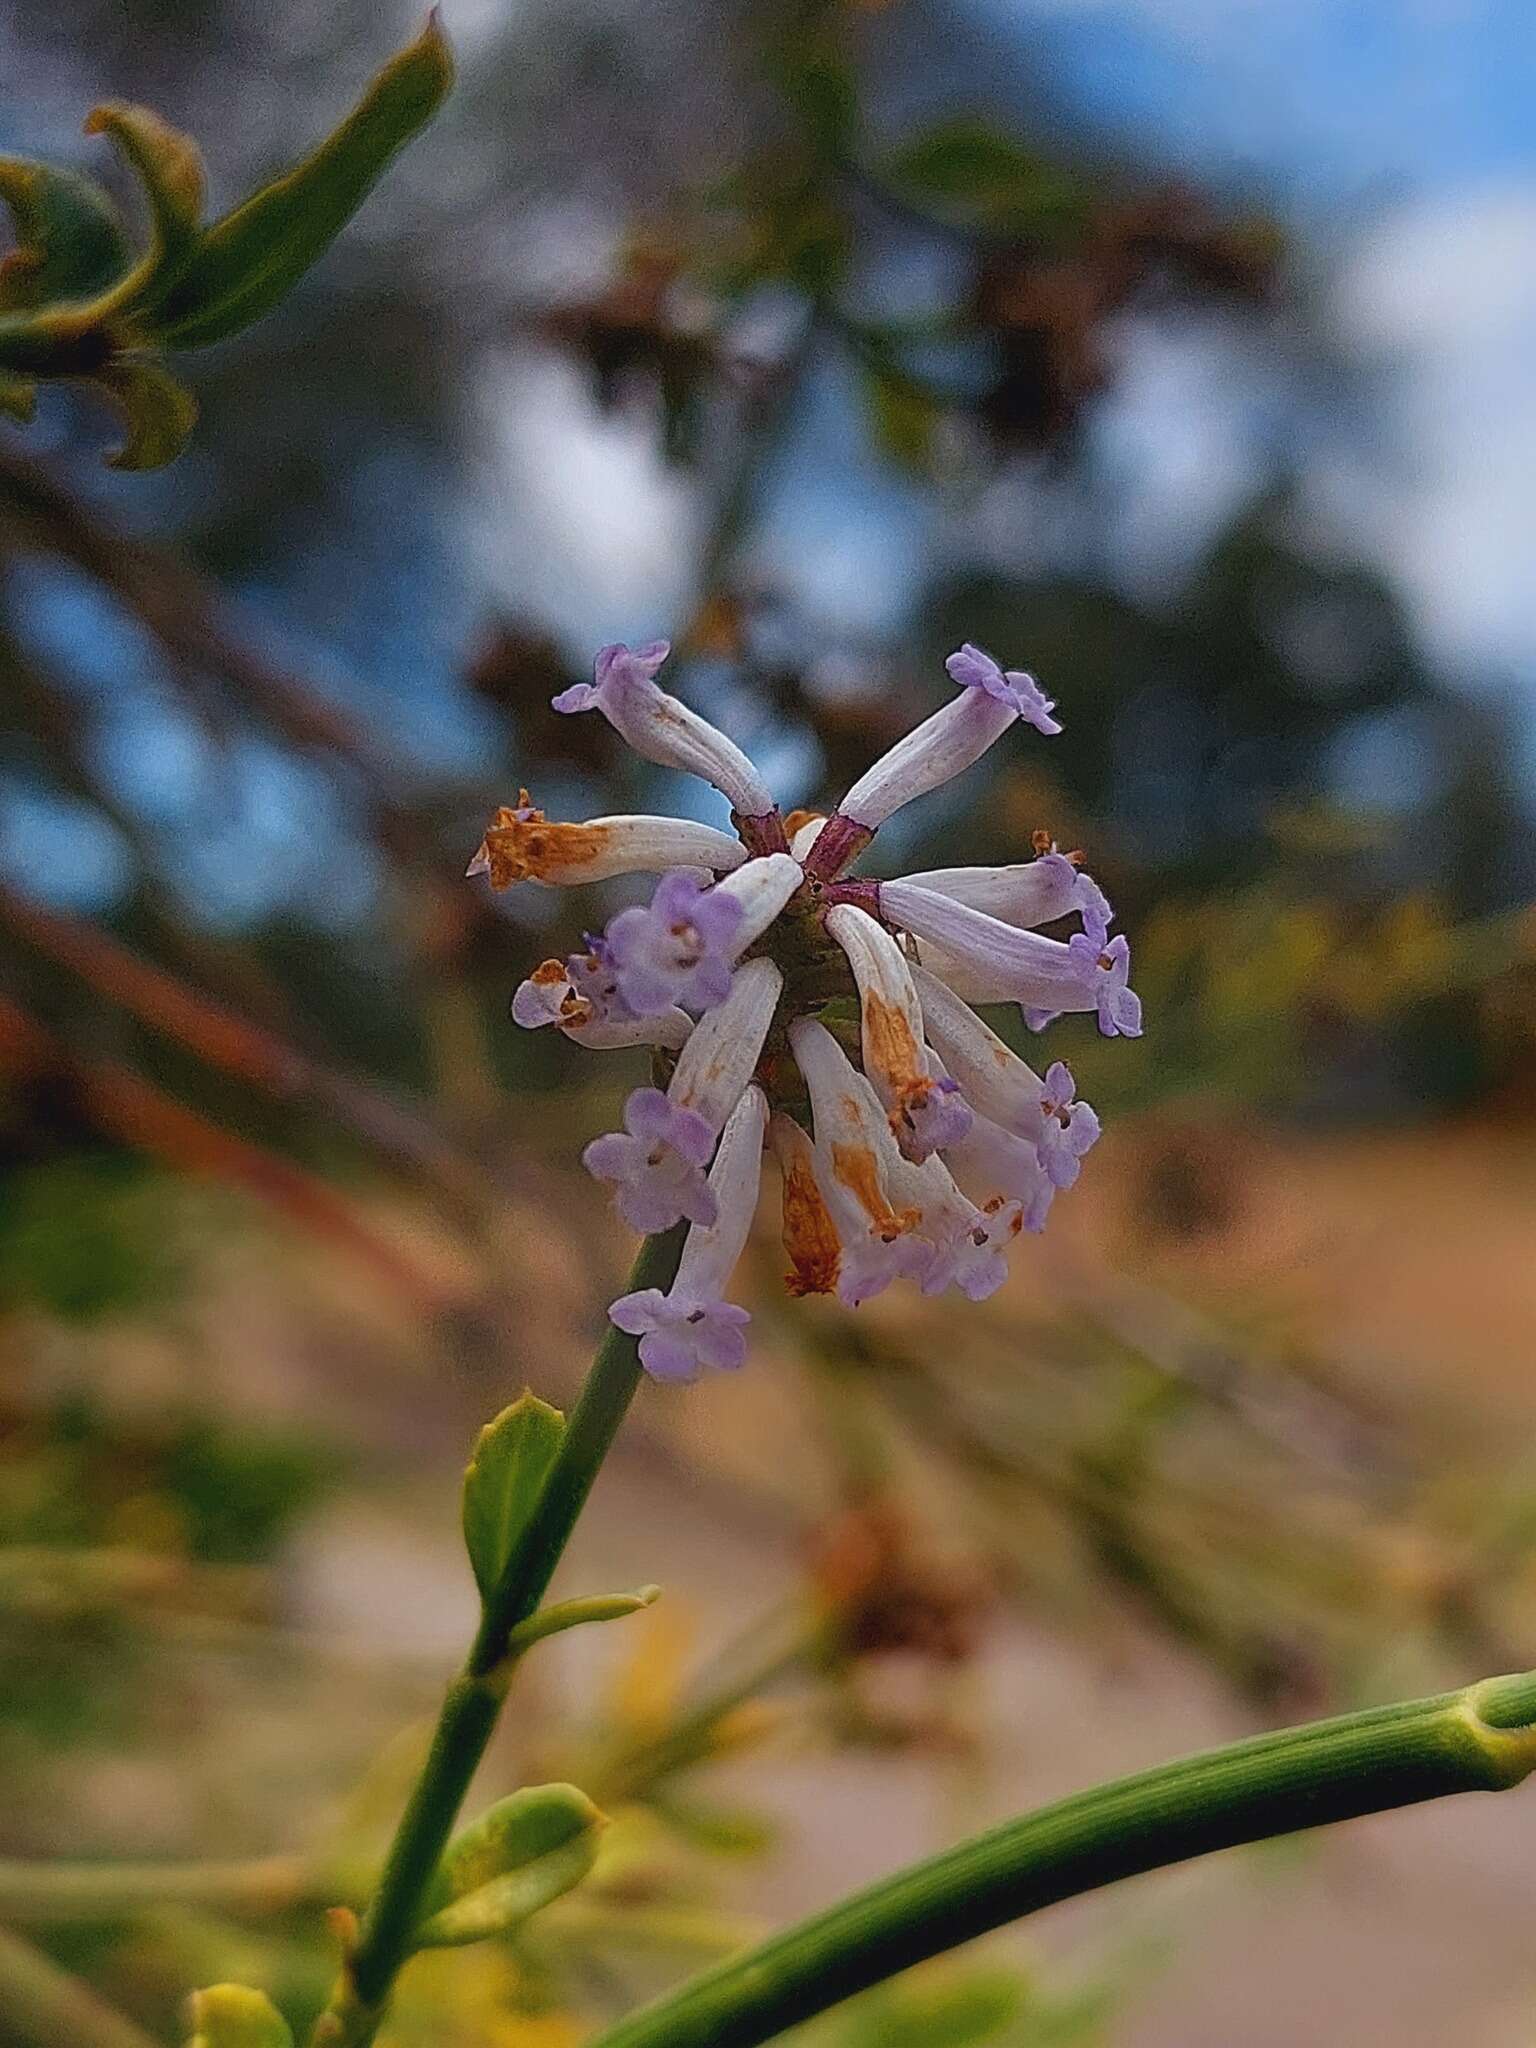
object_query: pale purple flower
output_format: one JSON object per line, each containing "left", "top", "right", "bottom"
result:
{"left": 551, "top": 640, "right": 670, "bottom": 713}
{"left": 605, "top": 869, "right": 743, "bottom": 1017}
{"left": 893, "top": 850, "right": 1109, "bottom": 932}
{"left": 608, "top": 1291, "right": 752, "bottom": 1380}
{"left": 882, "top": 880, "right": 1123, "bottom": 1019}
{"left": 918, "top": 1196, "right": 1022, "bottom": 1301}
{"left": 608, "top": 1086, "right": 767, "bottom": 1381}
{"left": 583, "top": 1087, "right": 718, "bottom": 1233}
{"left": 945, "top": 643, "right": 1061, "bottom": 735}
{"left": 1035, "top": 1062, "right": 1100, "bottom": 1187}
{"left": 552, "top": 640, "right": 776, "bottom": 817}
{"left": 897, "top": 1073, "right": 973, "bottom": 1162}
{"left": 1067, "top": 928, "right": 1143, "bottom": 1038}
{"left": 945, "top": 1113, "right": 1056, "bottom": 1234}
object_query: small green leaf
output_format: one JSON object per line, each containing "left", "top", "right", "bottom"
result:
{"left": 84, "top": 103, "right": 206, "bottom": 293}
{"left": 186, "top": 1984, "right": 294, "bottom": 2048}
{"left": 415, "top": 1837, "right": 599, "bottom": 1948}
{"left": 415, "top": 1782, "right": 606, "bottom": 1949}
{"left": 880, "top": 118, "right": 1089, "bottom": 235}
{"left": 0, "top": 157, "right": 130, "bottom": 309}
{"left": 502, "top": 1584, "right": 660, "bottom": 1660}
{"left": 98, "top": 357, "right": 198, "bottom": 469}
{"left": 435, "top": 1781, "right": 606, "bottom": 1904}
{"left": 462, "top": 1391, "right": 565, "bottom": 1600}
{"left": 150, "top": 13, "right": 452, "bottom": 350}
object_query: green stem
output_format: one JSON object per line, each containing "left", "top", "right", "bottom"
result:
{"left": 586, "top": 1668, "right": 1536, "bottom": 2048}
{"left": 0, "top": 1924, "right": 159, "bottom": 2048}
{"left": 313, "top": 1225, "right": 686, "bottom": 2047}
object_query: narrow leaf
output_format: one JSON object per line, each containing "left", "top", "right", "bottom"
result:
{"left": 461, "top": 1390, "right": 565, "bottom": 1600}
{"left": 0, "top": 157, "right": 130, "bottom": 309}
{"left": 97, "top": 358, "right": 199, "bottom": 470}
{"left": 501, "top": 1584, "right": 660, "bottom": 1660}
{"left": 186, "top": 1983, "right": 294, "bottom": 2048}
{"left": 150, "top": 14, "right": 452, "bottom": 350}
{"left": 84, "top": 103, "right": 206, "bottom": 293}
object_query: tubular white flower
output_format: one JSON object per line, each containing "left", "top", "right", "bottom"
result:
{"left": 911, "top": 963, "right": 1047, "bottom": 1133}
{"left": 944, "top": 1111, "right": 1055, "bottom": 1234}
{"left": 552, "top": 641, "right": 776, "bottom": 818}
{"left": 562, "top": 1009, "right": 694, "bottom": 1052}
{"left": 882, "top": 880, "right": 1124, "bottom": 1020}
{"left": 833, "top": 687, "right": 1020, "bottom": 831}
{"left": 887, "top": 1145, "right": 1022, "bottom": 1300}
{"left": 607, "top": 1086, "right": 768, "bottom": 1382}
{"left": 712, "top": 852, "right": 804, "bottom": 953}
{"left": 891, "top": 851, "right": 1108, "bottom": 932}
{"left": 788, "top": 1016, "right": 926, "bottom": 1304}
{"left": 826, "top": 903, "right": 971, "bottom": 1162}
{"left": 670, "top": 957, "right": 783, "bottom": 1131}
{"left": 467, "top": 798, "right": 746, "bottom": 889}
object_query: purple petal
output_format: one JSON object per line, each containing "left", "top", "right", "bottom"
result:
{"left": 608, "top": 1288, "right": 667, "bottom": 1336}
{"left": 623, "top": 1087, "right": 677, "bottom": 1145}
{"left": 552, "top": 682, "right": 599, "bottom": 714}
{"left": 637, "top": 1330, "right": 701, "bottom": 1382}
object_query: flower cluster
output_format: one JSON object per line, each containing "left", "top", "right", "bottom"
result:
{"left": 470, "top": 639, "right": 1139, "bottom": 1382}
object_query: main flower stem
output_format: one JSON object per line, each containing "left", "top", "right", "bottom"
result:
{"left": 586, "top": 1668, "right": 1536, "bottom": 2048}
{"left": 312, "top": 1224, "right": 686, "bottom": 2048}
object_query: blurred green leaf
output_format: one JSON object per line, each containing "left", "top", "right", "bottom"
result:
{"left": 435, "top": 1782, "right": 606, "bottom": 1904}
{"left": 84, "top": 102, "right": 206, "bottom": 292}
{"left": 0, "top": 157, "right": 129, "bottom": 309}
{"left": 186, "top": 1983, "right": 293, "bottom": 2048}
{"left": 461, "top": 1392, "right": 565, "bottom": 1600}
{"left": 98, "top": 356, "right": 199, "bottom": 468}
{"left": 417, "top": 1783, "right": 605, "bottom": 1948}
{"left": 151, "top": 14, "right": 452, "bottom": 350}
{"left": 880, "top": 118, "right": 1088, "bottom": 234}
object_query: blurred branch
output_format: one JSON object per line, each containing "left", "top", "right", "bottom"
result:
{"left": 0, "top": 1923, "right": 159, "bottom": 2048}
{"left": 0, "top": 882, "right": 498, "bottom": 1215}
{"left": 0, "top": 990, "right": 465, "bottom": 1319}
{"left": 0, "top": 1856, "right": 316, "bottom": 1925}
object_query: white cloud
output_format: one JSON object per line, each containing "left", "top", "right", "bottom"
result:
{"left": 1331, "top": 183, "right": 1536, "bottom": 676}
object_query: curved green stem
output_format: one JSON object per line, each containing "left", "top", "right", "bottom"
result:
{"left": 587, "top": 1668, "right": 1536, "bottom": 2048}
{"left": 312, "top": 1225, "right": 686, "bottom": 2048}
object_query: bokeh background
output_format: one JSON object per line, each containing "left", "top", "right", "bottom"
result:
{"left": 3, "top": 1, "right": 1536, "bottom": 2043}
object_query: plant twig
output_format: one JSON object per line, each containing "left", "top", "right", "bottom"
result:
{"left": 585, "top": 1667, "right": 1536, "bottom": 2048}
{"left": 310, "top": 1224, "right": 687, "bottom": 2048}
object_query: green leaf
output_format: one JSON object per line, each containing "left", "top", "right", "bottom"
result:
{"left": 97, "top": 357, "right": 199, "bottom": 469}
{"left": 0, "top": 157, "right": 130, "bottom": 310}
{"left": 415, "top": 1836, "right": 600, "bottom": 1947}
{"left": 435, "top": 1781, "right": 606, "bottom": 1904}
{"left": 84, "top": 102, "right": 206, "bottom": 293}
{"left": 415, "top": 1782, "right": 606, "bottom": 1949}
{"left": 149, "top": 13, "right": 452, "bottom": 350}
{"left": 461, "top": 1390, "right": 565, "bottom": 1600}
{"left": 502, "top": 1584, "right": 660, "bottom": 1659}
{"left": 880, "top": 118, "right": 1089, "bottom": 235}
{"left": 186, "top": 1983, "right": 294, "bottom": 2048}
